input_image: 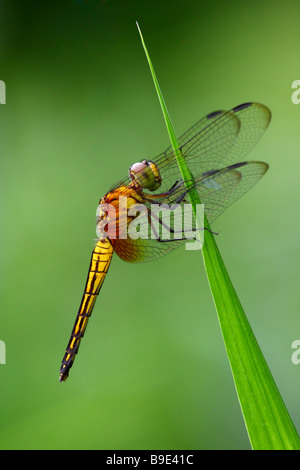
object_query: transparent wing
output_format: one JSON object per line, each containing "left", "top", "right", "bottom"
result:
{"left": 161, "top": 108, "right": 228, "bottom": 155}
{"left": 197, "top": 160, "right": 268, "bottom": 223}
{"left": 110, "top": 102, "right": 271, "bottom": 197}
{"left": 108, "top": 102, "right": 271, "bottom": 263}
{"left": 113, "top": 160, "right": 268, "bottom": 263}
{"left": 152, "top": 102, "right": 271, "bottom": 194}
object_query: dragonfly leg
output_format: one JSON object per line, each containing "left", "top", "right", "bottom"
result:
{"left": 147, "top": 211, "right": 217, "bottom": 243}
{"left": 143, "top": 179, "right": 195, "bottom": 205}
{"left": 158, "top": 178, "right": 193, "bottom": 196}
{"left": 165, "top": 178, "right": 190, "bottom": 194}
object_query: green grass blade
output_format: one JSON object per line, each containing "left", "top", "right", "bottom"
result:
{"left": 202, "top": 229, "right": 300, "bottom": 449}
{"left": 137, "top": 22, "right": 300, "bottom": 450}
{"left": 136, "top": 22, "right": 202, "bottom": 228}
{"left": 136, "top": 24, "right": 185, "bottom": 174}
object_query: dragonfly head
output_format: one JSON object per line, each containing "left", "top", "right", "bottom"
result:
{"left": 129, "top": 160, "right": 161, "bottom": 191}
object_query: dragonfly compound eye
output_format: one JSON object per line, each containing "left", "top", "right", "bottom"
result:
{"left": 129, "top": 160, "right": 161, "bottom": 191}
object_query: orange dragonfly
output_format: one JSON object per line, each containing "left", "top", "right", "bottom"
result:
{"left": 59, "top": 102, "right": 271, "bottom": 382}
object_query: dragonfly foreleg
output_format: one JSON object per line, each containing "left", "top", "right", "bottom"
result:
{"left": 143, "top": 179, "right": 195, "bottom": 205}
{"left": 148, "top": 211, "right": 218, "bottom": 242}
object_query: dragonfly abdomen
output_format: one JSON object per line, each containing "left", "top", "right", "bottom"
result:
{"left": 59, "top": 238, "right": 114, "bottom": 382}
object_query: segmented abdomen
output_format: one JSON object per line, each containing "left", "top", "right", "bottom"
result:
{"left": 59, "top": 238, "right": 114, "bottom": 382}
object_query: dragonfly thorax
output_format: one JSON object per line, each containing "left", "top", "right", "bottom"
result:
{"left": 129, "top": 160, "right": 161, "bottom": 191}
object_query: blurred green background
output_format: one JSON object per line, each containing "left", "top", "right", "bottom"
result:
{"left": 1, "top": 0, "right": 299, "bottom": 450}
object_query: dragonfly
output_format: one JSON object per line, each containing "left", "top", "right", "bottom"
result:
{"left": 59, "top": 101, "right": 271, "bottom": 382}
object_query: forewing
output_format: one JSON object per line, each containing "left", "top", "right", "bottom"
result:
{"left": 108, "top": 105, "right": 237, "bottom": 193}
{"left": 152, "top": 102, "right": 271, "bottom": 194}
{"left": 198, "top": 160, "right": 269, "bottom": 224}
{"left": 107, "top": 102, "right": 271, "bottom": 263}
